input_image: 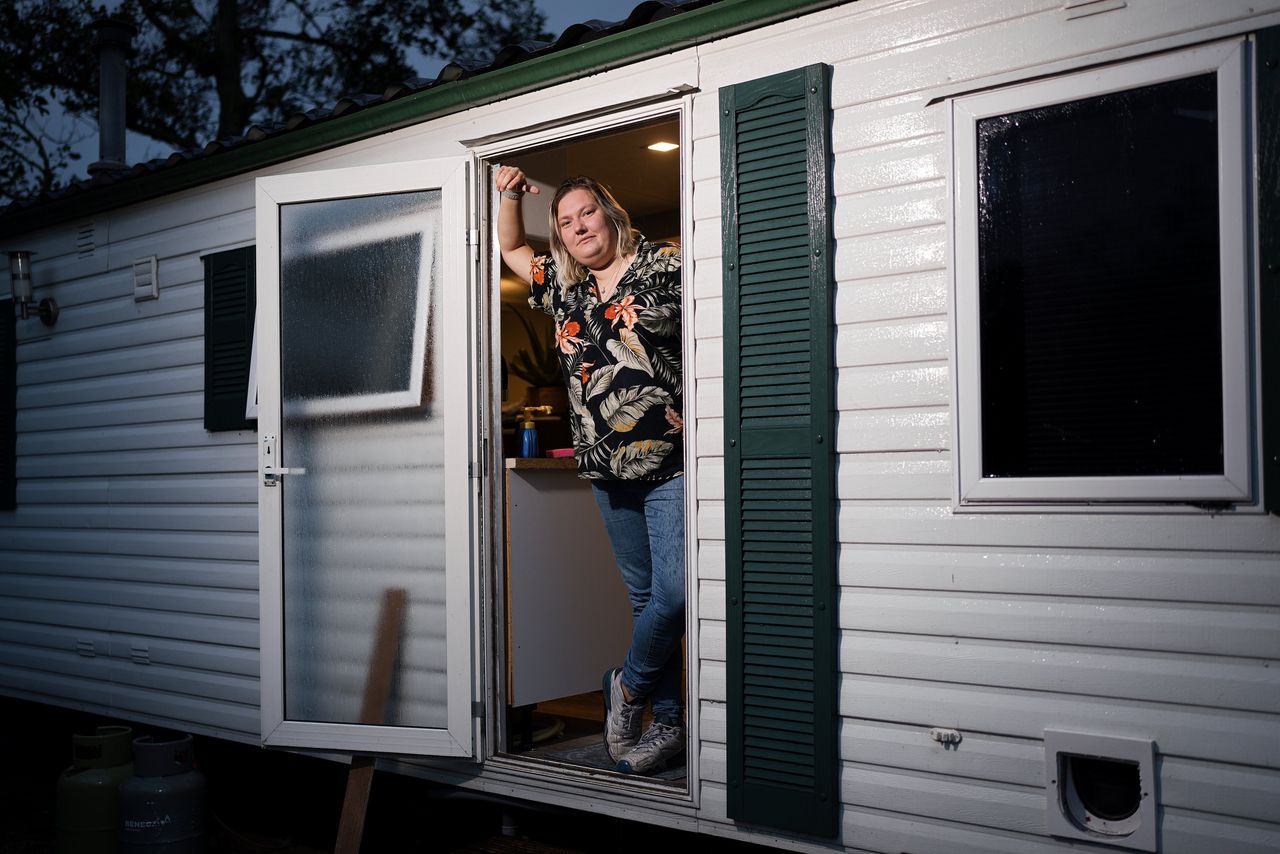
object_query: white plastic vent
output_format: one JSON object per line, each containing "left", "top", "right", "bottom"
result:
{"left": 132, "top": 256, "right": 159, "bottom": 302}
{"left": 1045, "top": 730, "right": 1156, "bottom": 851}
{"left": 77, "top": 222, "right": 95, "bottom": 258}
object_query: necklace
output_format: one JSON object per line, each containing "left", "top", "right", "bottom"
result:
{"left": 594, "top": 254, "right": 629, "bottom": 302}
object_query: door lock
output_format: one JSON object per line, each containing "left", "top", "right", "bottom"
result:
{"left": 260, "top": 434, "right": 304, "bottom": 486}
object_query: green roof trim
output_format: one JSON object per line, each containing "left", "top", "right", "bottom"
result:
{"left": 2, "top": 0, "right": 848, "bottom": 237}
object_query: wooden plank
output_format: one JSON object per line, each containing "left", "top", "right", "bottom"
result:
{"left": 335, "top": 588, "right": 407, "bottom": 854}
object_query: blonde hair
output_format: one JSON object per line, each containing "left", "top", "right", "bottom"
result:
{"left": 548, "top": 176, "right": 638, "bottom": 286}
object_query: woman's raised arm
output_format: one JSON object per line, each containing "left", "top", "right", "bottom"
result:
{"left": 495, "top": 165, "right": 540, "bottom": 285}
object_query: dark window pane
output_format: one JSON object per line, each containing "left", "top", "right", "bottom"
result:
{"left": 977, "top": 73, "right": 1223, "bottom": 479}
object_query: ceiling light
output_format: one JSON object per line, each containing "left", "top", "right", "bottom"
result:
{"left": 646, "top": 141, "right": 679, "bottom": 152}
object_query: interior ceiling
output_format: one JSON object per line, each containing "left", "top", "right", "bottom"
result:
{"left": 499, "top": 117, "right": 680, "bottom": 303}
{"left": 506, "top": 117, "right": 680, "bottom": 221}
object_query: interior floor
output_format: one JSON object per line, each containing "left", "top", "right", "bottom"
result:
{"left": 506, "top": 692, "right": 687, "bottom": 784}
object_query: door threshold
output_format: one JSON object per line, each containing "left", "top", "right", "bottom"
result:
{"left": 487, "top": 748, "right": 690, "bottom": 798}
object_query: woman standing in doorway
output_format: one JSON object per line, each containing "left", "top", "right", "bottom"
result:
{"left": 495, "top": 166, "right": 685, "bottom": 776}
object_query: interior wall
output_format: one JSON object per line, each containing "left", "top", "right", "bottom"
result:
{"left": 495, "top": 117, "right": 681, "bottom": 451}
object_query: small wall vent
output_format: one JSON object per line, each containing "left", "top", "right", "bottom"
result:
{"left": 130, "top": 641, "right": 151, "bottom": 665}
{"left": 77, "top": 222, "right": 96, "bottom": 258}
{"left": 1045, "top": 730, "right": 1156, "bottom": 851}
{"left": 133, "top": 256, "right": 159, "bottom": 302}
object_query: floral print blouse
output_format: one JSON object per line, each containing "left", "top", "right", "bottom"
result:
{"left": 528, "top": 236, "right": 683, "bottom": 481}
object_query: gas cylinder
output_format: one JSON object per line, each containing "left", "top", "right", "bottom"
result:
{"left": 118, "top": 734, "right": 206, "bottom": 853}
{"left": 55, "top": 725, "right": 134, "bottom": 854}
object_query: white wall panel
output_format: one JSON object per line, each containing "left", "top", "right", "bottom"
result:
{"left": 842, "top": 632, "right": 1279, "bottom": 711}
{"left": 835, "top": 407, "right": 950, "bottom": 453}
{"left": 846, "top": 676, "right": 1278, "bottom": 767}
{"left": 842, "top": 591, "right": 1280, "bottom": 659}
{"left": 839, "top": 547, "right": 1280, "bottom": 605}
{"left": 2, "top": 0, "right": 1279, "bottom": 847}
{"left": 834, "top": 268, "right": 948, "bottom": 324}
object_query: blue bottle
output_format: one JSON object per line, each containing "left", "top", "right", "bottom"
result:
{"left": 518, "top": 405, "right": 552, "bottom": 458}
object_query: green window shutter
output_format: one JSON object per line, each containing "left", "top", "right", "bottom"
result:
{"left": 720, "top": 63, "right": 838, "bottom": 837}
{"left": 203, "top": 246, "right": 257, "bottom": 432}
{"left": 1261, "top": 25, "right": 1280, "bottom": 515}
{"left": 0, "top": 299, "right": 15, "bottom": 510}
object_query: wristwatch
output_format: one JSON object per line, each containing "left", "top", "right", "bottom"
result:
{"left": 501, "top": 189, "right": 524, "bottom": 200}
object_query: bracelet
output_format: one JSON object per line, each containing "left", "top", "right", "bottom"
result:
{"left": 501, "top": 189, "right": 524, "bottom": 200}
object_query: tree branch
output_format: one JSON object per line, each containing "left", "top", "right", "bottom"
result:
{"left": 244, "top": 26, "right": 344, "bottom": 51}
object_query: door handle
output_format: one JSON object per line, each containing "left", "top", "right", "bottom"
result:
{"left": 260, "top": 435, "right": 306, "bottom": 486}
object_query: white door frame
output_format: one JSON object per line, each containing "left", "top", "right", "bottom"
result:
{"left": 470, "top": 97, "right": 700, "bottom": 800}
{"left": 256, "top": 157, "right": 476, "bottom": 757}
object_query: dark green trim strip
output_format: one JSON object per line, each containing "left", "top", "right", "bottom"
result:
{"left": 0, "top": 299, "right": 14, "bottom": 511}
{"left": 1, "top": 0, "right": 849, "bottom": 237}
{"left": 1261, "top": 25, "right": 1279, "bottom": 514}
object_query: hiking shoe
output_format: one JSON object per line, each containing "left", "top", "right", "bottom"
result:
{"left": 616, "top": 718, "right": 685, "bottom": 775}
{"left": 602, "top": 668, "right": 644, "bottom": 762}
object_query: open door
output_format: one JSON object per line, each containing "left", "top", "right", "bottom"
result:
{"left": 255, "top": 157, "right": 476, "bottom": 757}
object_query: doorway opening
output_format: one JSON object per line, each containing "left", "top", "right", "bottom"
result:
{"left": 486, "top": 114, "right": 687, "bottom": 787}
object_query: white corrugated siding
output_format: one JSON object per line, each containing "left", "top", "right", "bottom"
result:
{"left": 690, "top": 0, "right": 1280, "bottom": 851}
{"left": 2, "top": 0, "right": 1280, "bottom": 848}
{"left": 0, "top": 184, "right": 262, "bottom": 741}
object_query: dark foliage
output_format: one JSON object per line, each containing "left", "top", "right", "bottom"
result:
{"left": 0, "top": 0, "right": 550, "bottom": 204}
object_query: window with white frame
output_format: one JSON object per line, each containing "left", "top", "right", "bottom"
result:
{"left": 951, "top": 39, "right": 1255, "bottom": 505}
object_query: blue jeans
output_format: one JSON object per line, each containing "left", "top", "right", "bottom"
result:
{"left": 591, "top": 476, "right": 686, "bottom": 724}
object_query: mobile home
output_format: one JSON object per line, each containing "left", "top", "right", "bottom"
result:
{"left": 2, "top": 0, "right": 1278, "bottom": 851}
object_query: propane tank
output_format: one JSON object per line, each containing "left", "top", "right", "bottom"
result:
{"left": 55, "top": 725, "right": 134, "bottom": 854}
{"left": 118, "top": 734, "right": 205, "bottom": 853}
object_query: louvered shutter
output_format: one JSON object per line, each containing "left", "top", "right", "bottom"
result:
{"left": 0, "top": 299, "right": 15, "bottom": 510}
{"left": 203, "top": 247, "right": 257, "bottom": 432}
{"left": 1261, "top": 25, "right": 1280, "bottom": 515}
{"left": 720, "top": 64, "right": 837, "bottom": 837}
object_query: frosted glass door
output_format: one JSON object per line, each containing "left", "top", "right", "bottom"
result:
{"left": 257, "top": 159, "right": 473, "bottom": 756}
{"left": 280, "top": 190, "right": 444, "bottom": 727}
